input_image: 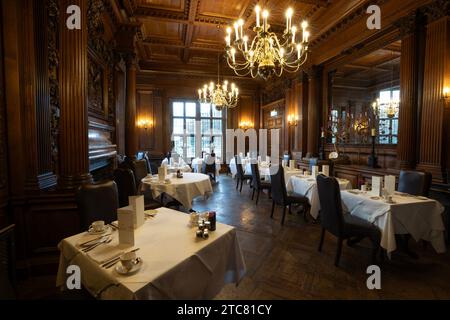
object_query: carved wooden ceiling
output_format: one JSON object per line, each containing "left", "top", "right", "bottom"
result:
{"left": 334, "top": 40, "right": 401, "bottom": 90}
{"left": 118, "top": 0, "right": 378, "bottom": 76}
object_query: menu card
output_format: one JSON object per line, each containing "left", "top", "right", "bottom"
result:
{"left": 128, "top": 195, "right": 145, "bottom": 228}
{"left": 371, "top": 176, "right": 382, "bottom": 196}
{"left": 289, "top": 160, "right": 296, "bottom": 169}
{"left": 312, "top": 165, "right": 319, "bottom": 177}
{"left": 158, "top": 167, "right": 166, "bottom": 181}
{"left": 384, "top": 175, "right": 396, "bottom": 195}
{"left": 117, "top": 207, "right": 135, "bottom": 246}
{"left": 322, "top": 165, "right": 330, "bottom": 177}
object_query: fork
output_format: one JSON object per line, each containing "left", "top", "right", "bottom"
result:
{"left": 82, "top": 237, "right": 112, "bottom": 252}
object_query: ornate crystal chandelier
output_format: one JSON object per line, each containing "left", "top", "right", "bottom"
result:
{"left": 198, "top": 55, "right": 239, "bottom": 111}
{"left": 225, "top": 5, "right": 310, "bottom": 80}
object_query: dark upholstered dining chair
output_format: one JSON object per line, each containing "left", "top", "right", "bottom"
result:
{"left": 130, "top": 159, "right": 149, "bottom": 191}
{"left": 235, "top": 156, "right": 252, "bottom": 192}
{"left": 202, "top": 161, "right": 217, "bottom": 182}
{"left": 76, "top": 181, "right": 119, "bottom": 230}
{"left": 114, "top": 168, "right": 162, "bottom": 210}
{"left": 270, "top": 165, "right": 310, "bottom": 225}
{"left": 0, "top": 224, "right": 16, "bottom": 300}
{"left": 316, "top": 174, "right": 381, "bottom": 266}
{"left": 398, "top": 170, "right": 432, "bottom": 197}
{"left": 250, "top": 163, "right": 271, "bottom": 205}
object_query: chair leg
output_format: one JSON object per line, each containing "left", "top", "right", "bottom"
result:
{"left": 318, "top": 228, "right": 325, "bottom": 252}
{"left": 288, "top": 204, "right": 292, "bottom": 215}
{"left": 256, "top": 190, "right": 260, "bottom": 205}
{"left": 281, "top": 206, "right": 287, "bottom": 225}
{"left": 335, "top": 238, "right": 343, "bottom": 267}
{"left": 236, "top": 178, "right": 239, "bottom": 190}
{"left": 270, "top": 200, "right": 275, "bottom": 218}
{"left": 240, "top": 180, "right": 244, "bottom": 192}
{"left": 251, "top": 188, "right": 255, "bottom": 200}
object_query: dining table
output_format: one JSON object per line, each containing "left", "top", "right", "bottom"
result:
{"left": 141, "top": 172, "right": 213, "bottom": 210}
{"left": 286, "top": 174, "right": 352, "bottom": 219}
{"left": 340, "top": 190, "right": 446, "bottom": 256}
{"left": 56, "top": 207, "right": 246, "bottom": 300}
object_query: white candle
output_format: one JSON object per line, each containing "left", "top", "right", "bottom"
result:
{"left": 225, "top": 35, "right": 230, "bottom": 47}
{"left": 286, "top": 8, "right": 293, "bottom": 32}
{"left": 280, "top": 47, "right": 285, "bottom": 58}
{"left": 231, "top": 47, "right": 236, "bottom": 64}
{"left": 296, "top": 44, "right": 302, "bottom": 59}
{"left": 303, "top": 30, "right": 310, "bottom": 43}
{"left": 198, "top": 89, "right": 202, "bottom": 100}
{"left": 238, "top": 19, "right": 244, "bottom": 39}
{"left": 243, "top": 35, "right": 248, "bottom": 52}
{"left": 262, "top": 10, "right": 269, "bottom": 32}
{"left": 234, "top": 22, "right": 239, "bottom": 41}
{"left": 255, "top": 5, "right": 261, "bottom": 27}
{"left": 371, "top": 128, "right": 376, "bottom": 137}
{"left": 224, "top": 81, "right": 228, "bottom": 91}
{"left": 301, "top": 20, "right": 308, "bottom": 30}
{"left": 291, "top": 26, "right": 297, "bottom": 43}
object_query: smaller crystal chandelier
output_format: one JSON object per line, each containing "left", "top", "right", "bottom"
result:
{"left": 198, "top": 55, "right": 239, "bottom": 111}
{"left": 225, "top": 5, "right": 310, "bottom": 80}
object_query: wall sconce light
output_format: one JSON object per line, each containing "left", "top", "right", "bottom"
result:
{"left": 270, "top": 109, "right": 278, "bottom": 117}
{"left": 239, "top": 120, "right": 254, "bottom": 130}
{"left": 137, "top": 119, "right": 153, "bottom": 130}
{"left": 287, "top": 114, "right": 298, "bottom": 126}
{"left": 443, "top": 87, "right": 450, "bottom": 100}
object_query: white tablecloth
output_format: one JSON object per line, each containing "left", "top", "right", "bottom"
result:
{"left": 286, "top": 175, "right": 352, "bottom": 219}
{"left": 340, "top": 190, "right": 446, "bottom": 255}
{"left": 229, "top": 157, "right": 251, "bottom": 178}
{"left": 192, "top": 158, "right": 221, "bottom": 176}
{"left": 142, "top": 173, "right": 213, "bottom": 210}
{"left": 56, "top": 207, "right": 246, "bottom": 299}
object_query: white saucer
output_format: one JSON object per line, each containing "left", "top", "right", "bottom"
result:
{"left": 87, "top": 225, "right": 111, "bottom": 235}
{"left": 115, "top": 258, "right": 143, "bottom": 276}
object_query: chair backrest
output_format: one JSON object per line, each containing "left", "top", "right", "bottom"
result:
{"left": 250, "top": 163, "right": 262, "bottom": 189}
{"left": 0, "top": 225, "right": 16, "bottom": 300}
{"left": 235, "top": 155, "right": 245, "bottom": 179}
{"left": 283, "top": 154, "right": 290, "bottom": 162}
{"left": 202, "top": 161, "right": 216, "bottom": 174}
{"left": 76, "top": 181, "right": 119, "bottom": 230}
{"left": 130, "top": 159, "right": 149, "bottom": 188}
{"left": 270, "top": 165, "right": 288, "bottom": 205}
{"left": 114, "top": 168, "right": 137, "bottom": 207}
{"left": 316, "top": 175, "right": 344, "bottom": 237}
{"left": 143, "top": 152, "right": 153, "bottom": 175}
{"left": 309, "top": 158, "right": 318, "bottom": 172}
{"left": 398, "top": 170, "right": 432, "bottom": 196}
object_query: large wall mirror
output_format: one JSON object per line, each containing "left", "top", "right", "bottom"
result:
{"left": 328, "top": 40, "right": 401, "bottom": 146}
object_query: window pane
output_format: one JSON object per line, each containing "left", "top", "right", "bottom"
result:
{"left": 202, "top": 136, "right": 211, "bottom": 154}
{"left": 173, "top": 118, "right": 184, "bottom": 134}
{"left": 173, "top": 136, "right": 184, "bottom": 156}
{"left": 212, "top": 119, "right": 222, "bottom": 135}
{"left": 173, "top": 102, "right": 184, "bottom": 117}
{"left": 391, "top": 136, "right": 398, "bottom": 144}
{"left": 186, "top": 102, "right": 196, "bottom": 117}
{"left": 186, "top": 118, "right": 195, "bottom": 134}
{"left": 186, "top": 136, "right": 195, "bottom": 159}
{"left": 212, "top": 107, "right": 222, "bottom": 118}
{"left": 201, "top": 119, "right": 210, "bottom": 134}
{"left": 201, "top": 103, "right": 211, "bottom": 117}
{"left": 213, "top": 136, "right": 222, "bottom": 158}
{"left": 379, "top": 91, "right": 390, "bottom": 103}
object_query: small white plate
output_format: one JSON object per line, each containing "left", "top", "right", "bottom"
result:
{"left": 115, "top": 258, "right": 143, "bottom": 276}
{"left": 87, "top": 225, "right": 110, "bottom": 235}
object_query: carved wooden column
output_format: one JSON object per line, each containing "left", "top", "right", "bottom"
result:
{"left": 306, "top": 66, "right": 322, "bottom": 158}
{"left": 297, "top": 72, "right": 308, "bottom": 157}
{"left": 58, "top": 0, "right": 92, "bottom": 189}
{"left": 397, "top": 14, "right": 420, "bottom": 169}
{"left": 417, "top": 10, "right": 450, "bottom": 183}
{"left": 125, "top": 53, "right": 139, "bottom": 158}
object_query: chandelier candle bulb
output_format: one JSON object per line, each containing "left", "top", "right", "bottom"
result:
{"left": 225, "top": 35, "right": 230, "bottom": 47}
{"left": 286, "top": 8, "right": 293, "bottom": 32}
{"left": 291, "top": 26, "right": 297, "bottom": 43}
{"left": 238, "top": 19, "right": 244, "bottom": 39}
{"left": 243, "top": 35, "right": 248, "bottom": 52}
{"left": 262, "top": 10, "right": 269, "bottom": 32}
{"left": 234, "top": 22, "right": 239, "bottom": 41}
{"left": 255, "top": 5, "right": 261, "bottom": 27}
